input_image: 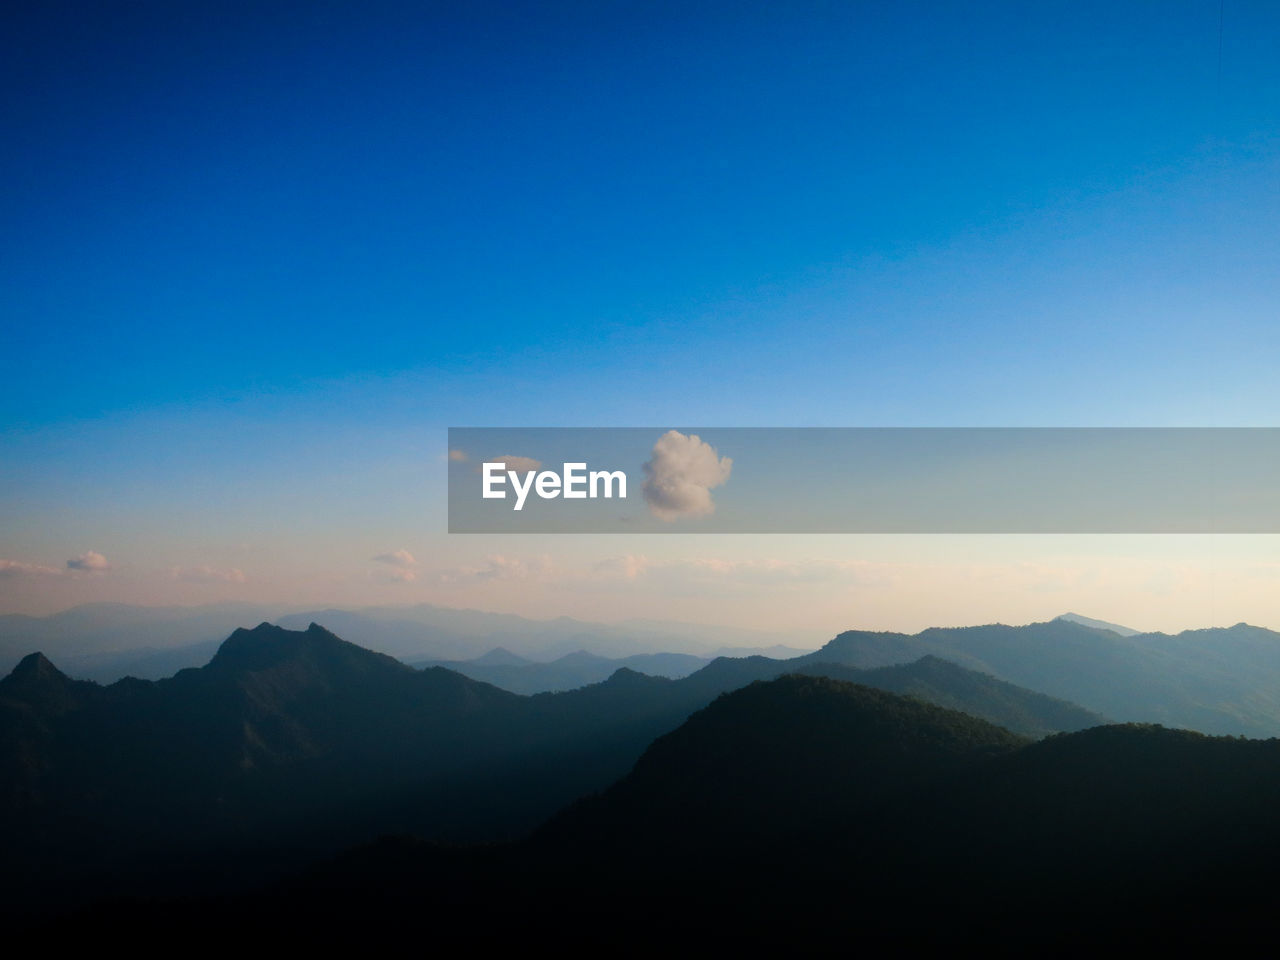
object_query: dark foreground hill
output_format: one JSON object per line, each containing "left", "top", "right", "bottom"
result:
{"left": 52, "top": 675, "right": 1280, "bottom": 949}
{"left": 0, "top": 622, "right": 1100, "bottom": 917}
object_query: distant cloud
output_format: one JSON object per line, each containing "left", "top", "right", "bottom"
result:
{"left": 593, "top": 555, "right": 891, "bottom": 587}
{"left": 487, "top": 455, "right": 542, "bottom": 474}
{"left": 448, "top": 449, "right": 469, "bottom": 462}
{"left": 374, "top": 567, "right": 417, "bottom": 583}
{"left": 373, "top": 549, "right": 417, "bottom": 569}
{"left": 0, "top": 559, "right": 62, "bottom": 579}
{"left": 642, "top": 430, "right": 733, "bottom": 521}
{"left": 67, "top": 551, "right": 109, "bottom": 573}
{"left": 440, "top": 554, "right": 555, "bottom": 582}
{"left": 171, "top": 565, "right": 246, "bottom": 584}
{"left": 371, "top": 548, "right": 418, "bottom": 583}
{"left": 593, "top": 554, "right": 651, "bottom": 580}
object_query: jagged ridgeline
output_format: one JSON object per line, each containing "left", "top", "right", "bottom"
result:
{"left": 5, "top": 619, "right": 1280, "bottom": 945}
{"left": 1, "top": 621, "right": 1097, "bottom": 908}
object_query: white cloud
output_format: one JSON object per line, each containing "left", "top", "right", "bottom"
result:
{"left": 171, "top": 565, "right": 246, "bottom": 584}
{"left": 642, "top": 430, "right": 733, "bottom": 521}
{"left": 67, "top": 551, "right": 109, "bottom": 573}
{"left": 373, "top": 549, "right": 417, "bottom": 568}
{"left": 0, "top": 559, "right": 62, "bottom": 579}
{"left": 486, "top": 455, "right": 542, "bottom": 474}
{"left": 448, "top": 449, "right": 469, "bottom": 462}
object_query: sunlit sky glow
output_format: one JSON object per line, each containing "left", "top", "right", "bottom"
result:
{"left": 2, "top": 2, "right": 1278, "bottom": 636}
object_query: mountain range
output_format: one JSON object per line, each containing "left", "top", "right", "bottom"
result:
{"left": 51, "top": 672, "right": 1280, "bottom": 948}
{"left": 795, "top": 616, "right": 1280, "bottom": 736}
{"left": 0, "top": 618, "right": 1099, "bottom": 913}
{"left": 0, "top": 602, "right": 813, "bottom": 681}
{"left": 8, "top": 611, "right": 1280, "bottom": 945}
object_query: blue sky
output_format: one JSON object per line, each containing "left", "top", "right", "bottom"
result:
{"left": 2, "top": 2, "right": 1279, "bottom": 631}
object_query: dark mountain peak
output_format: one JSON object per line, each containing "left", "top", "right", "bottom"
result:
{"left": 9, "top": 651, "right": 65, "bottom": 682}
{"left": 209, "top": 622, "right": 294, "bottom": 668}
{"left": 206, "top": 621, "right": 410, "bottom": 678}
{"left": 545, "top": 674, "right": 1028, "bottom": 846}
{"left": 603, "top": 667, "right": 651, "bottom": 685}
{"left": 0, "top": 651, "right": 92, "bottom": 715}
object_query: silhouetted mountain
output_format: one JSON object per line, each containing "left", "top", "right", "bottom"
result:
{"left": 0, "top": 603, "right": 286, "bottom": 680}
{"left": 539, "top": 675, "right": 1026, "bottom": 846}
{"left": 792, "top": 655, "right": 1105, "bottom": 738}
{"left": 801, "top": 618, "right": 1280, "bottom": 735}
{"left": 417, "top": 648, "right": 709, "bottom": 693}
{"left": 1, "top": 602, "right": 806, "bottom": 682}
{"left": 1055, "top": 611, "right": 1139, "bottom": 635}
{"left": 0, "top": 621, "right": 1101, "bottom": 918}
{"left": 231, "top": 676, "right": 1280, "bottom": 949}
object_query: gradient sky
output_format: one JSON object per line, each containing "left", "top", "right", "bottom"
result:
{"left": 2, "top": 2, "right": 1279, "bottom": 635}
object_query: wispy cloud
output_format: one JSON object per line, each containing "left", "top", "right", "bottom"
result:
{"left": 0, "top": 559, "right": 63, "bottom": 579}
{"left": 593, "top": 555, "right": 891, "bottom": 587}
{"left": 441, "top": 554, "right": 556, "bottom": 582}
{"left": 171, "top": 565, "right": 246, "bottom": 584}
{"left": 448, "top": 449, "right": 469, "bottom": 462}
{"left": 373, "top": 549, "right": 416, "bottom": 568}
{"left": 642, "top": 430, "right": 732, "bottom": 521}
{"left": 373, "top": 567, "right": 417, "bottom": 583}
{"left": 67, "top": 551, "right": 109, "bottom": 573}
{"left": 371, "top": 548, "right": 418, "bottom": 583}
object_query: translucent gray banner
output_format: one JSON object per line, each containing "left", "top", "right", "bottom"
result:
{"left": 447, "top": 428, "right": 1280, "bottom": 533}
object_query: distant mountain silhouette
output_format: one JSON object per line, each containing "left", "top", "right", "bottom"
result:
{"left": 1054, "top": 611, "right": 1139, "bottom": 635}
{"left": 800, "top": 618, "right": 1280, "bottom": 735}
{"left": 0, "top": 602, "right": 808, "bottom": 681}
{"left": 417, "top": 648, "right": 709, "bottom": 693}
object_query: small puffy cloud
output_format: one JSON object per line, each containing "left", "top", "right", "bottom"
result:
{"left": 642, "top": 430, "right": 733, "bottom": 521}
{"left": 0, "top": 559, "right": 62, "bottom": 579}
{"left": 487, "top": 455, "right": 542, "bottom": 474}
{"left": 67, "top": 551, "right": 109, "bottom": 573}
{"left": 373, "top": 549, "right": 417, "bottom": 569}
{"left": 448, "top": 449, "right": 469, "bottom": 462}
{"left": 171, "top": 565, "right": 246, "bottom": 584}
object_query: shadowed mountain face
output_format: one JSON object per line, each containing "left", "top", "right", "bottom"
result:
{"left": 0, "top": 622, "right": 1102, "bottom": 916}
{"left": 800, "top": 618, "right": 1280, "bottom": 736}
{"left": 245, "top": 677, "right": 1280, "bottom": 949}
